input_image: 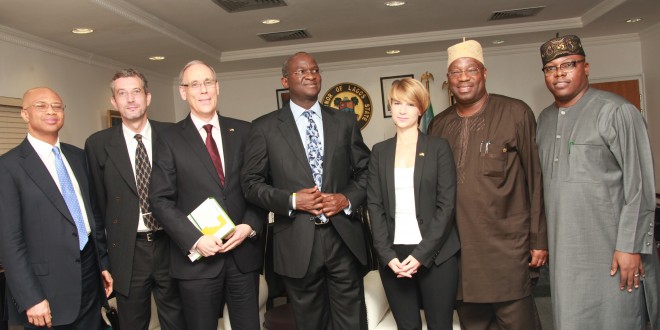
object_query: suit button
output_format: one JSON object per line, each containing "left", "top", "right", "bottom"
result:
{"left": 72, "top": 232, "right": 78, "bottom": 237}
{"left": 417, "top": 219, "right": 423, "bottom": 224}
{"left": 111, "top": 243, "right": 117, "bottom": 248}
{"left": 115, "top": 197, "right": 120, "bottom": 201}
{"left": 113, "top": 219, "right": 119, "bottom": 224}
{"left": 75, "top": 258, "right": 81, "bottom": 263}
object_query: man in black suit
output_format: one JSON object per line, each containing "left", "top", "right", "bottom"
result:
{"left": 241, "top": 52, "right": 371, "bottom": 330}
{"left": 150, "top": 60, "right": 264, "bottom": 330}
{"left": 0, "top": 87, "right": 113, "bottom": 329}
{"left": 85, "top": 69, "right": 185, "bottom": 330}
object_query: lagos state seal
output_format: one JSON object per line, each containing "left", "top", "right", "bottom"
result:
{"left": 321, "top": 82, "right": 372, "bottom": 130}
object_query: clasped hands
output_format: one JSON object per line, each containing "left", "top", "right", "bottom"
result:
{"left": 294, "top": 186, "right": 348, "bottom": 217}
{"left": 195, "top": 224, "right": 253, "bottom": 257}
{"left": 388, "top": 256, "right": 421, "bottom": 278}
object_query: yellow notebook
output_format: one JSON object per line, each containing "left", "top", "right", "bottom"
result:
{"left": 187, "top": 197, "right": 236, "bottom": 261}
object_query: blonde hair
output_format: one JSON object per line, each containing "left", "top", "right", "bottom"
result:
{"left": 387, "top": 78, "right": 430, "bottom": 114}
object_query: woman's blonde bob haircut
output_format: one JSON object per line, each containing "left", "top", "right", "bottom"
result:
{"left": 387, "top": 78, "right": 430, "bottom": 115}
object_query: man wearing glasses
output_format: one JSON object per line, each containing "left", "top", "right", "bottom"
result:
{"left": 537, "top": 35, "right": 659, "bottom": 329}
{"left": 85, "top": 69, "right": 185, "bottom": 330}
{"left": 427, "top": 40, "right": 547, "bottom": 329}
{"left": 150, "top": 60, "right": 264, "bottom": 330}
{"left": 0, "top": 87, "right": 113, "bottom": 329}
{"left": 241, "top": 52, "right": 371, "bottom": 329}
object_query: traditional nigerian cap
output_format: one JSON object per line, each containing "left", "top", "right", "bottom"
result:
{"left": 540, "top": 35, "right": 585, "bottom": 66}
{"left": 447, "top": 39, "right": 484, "bottom": 68}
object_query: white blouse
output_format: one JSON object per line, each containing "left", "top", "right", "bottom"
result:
{"left": 393, "top": 167, "right": 422, "bottom": 245}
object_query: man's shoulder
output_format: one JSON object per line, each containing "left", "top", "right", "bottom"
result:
{"left": 252, "top": 109, "right": 284, "bottom": 127}
{"left": 489, "top": 94, "right": 532, "bottom": 112}
{"left": 86, "top": 125, "right": 118, "bottom": 146}
{"left": 219, "top": 115, "right": 251, "bottom": 128}
{"left": 149, "top": 119, "right": 174, "bottom": 131}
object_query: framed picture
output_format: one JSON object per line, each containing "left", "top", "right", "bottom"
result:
{"left": 107, "top": 110, "right": 122, "bottom": 128}
{"left": 380, "top": 74, "right": 414, "bottom": 117}
{"left": 276, "top": 88, "right": 290, "bottom": 109}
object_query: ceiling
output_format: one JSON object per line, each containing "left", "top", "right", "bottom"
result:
{"left": 1, "top": 0, "right": 658, "bottom": 78}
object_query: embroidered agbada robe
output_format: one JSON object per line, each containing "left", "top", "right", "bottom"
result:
{"left": 537, "top": 88, "right": 659, "bottom": 329}
{"left": 428, "top": 94, "right": 547, "bottom": 302}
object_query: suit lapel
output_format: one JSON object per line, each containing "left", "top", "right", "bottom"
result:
{"left": 179, "top": 115, "right": 224, "bottom": 188}
{"left": 320, "top": 107, "right": 337, "bottom": 191}
{"left": 277, "top": 105, "right": 315, "bottom": 184}
{"left": 105, "top": 125, "right": 138, "bottom": 195}
{"left": 18, "top": 140, "right": 75, "bottom": 225}
{"left": 384, "top": 138, "right": 396, "bottom": 217}
{"left": 413, "top": 133, "right": 427, "bottom": 213}
{"left": 218, "top": 115, "right": 236, "bottom": 188}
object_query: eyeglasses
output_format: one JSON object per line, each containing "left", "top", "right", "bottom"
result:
{"left": 115, "top": 88, "right": 144, "bottom": 99}
{"left": 542, "top": 60, "right": 585, "bottom": 76}
{"left": 448, "top": 67, "right": 481, "bottom": 78}
{"left": 180, "top": 79, "right": 217, "bottom": 89}
{"left": 24, "top": 102, "right": 66, "bottom": 112}
{"left": 284, "top": 68, "right": 321, "bottom": 77}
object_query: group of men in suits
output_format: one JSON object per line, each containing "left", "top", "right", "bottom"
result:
{"left": 0, "top": 52, "right": 371, "bottom": 330}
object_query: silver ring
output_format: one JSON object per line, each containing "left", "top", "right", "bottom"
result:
{"left": 634, "top": 273, "right": 640, "bottom": 277}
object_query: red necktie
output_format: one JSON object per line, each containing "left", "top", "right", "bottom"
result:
{"left": 203, "top": 124, "right": 225, "bottom": 186}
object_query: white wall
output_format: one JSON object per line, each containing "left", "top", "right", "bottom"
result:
{"left": 641, "top": 24, "right": 660, "bottom": 190}
{"left": 0, "top": 39, "right": 176, "bottom": 149}
{"left": 212, "top": 35, "right": 644, "bottom": 149}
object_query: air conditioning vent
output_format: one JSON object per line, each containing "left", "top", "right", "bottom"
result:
{"left": 488, "top": 6, "right": 545, "bottom": 21}
{"left": 211, "top": 0, "right": 286, "bottom": 13}
{"left": 258, "top": 29, "right": 311, "bottom": 42}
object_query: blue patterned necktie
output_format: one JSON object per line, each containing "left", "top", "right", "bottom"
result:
{"left": 302, "top": 111, "right": 327, "bottom": 223}
{"left": 52, "top": 146, "right": 88, "bottom": 250}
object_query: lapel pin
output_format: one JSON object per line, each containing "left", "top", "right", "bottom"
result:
{"left": 418, "top": 152, "right": 425, "bottom": 157}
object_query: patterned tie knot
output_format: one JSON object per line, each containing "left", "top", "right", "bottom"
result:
{"left": 135, "top": 133, "right": 142, "bottom": 142}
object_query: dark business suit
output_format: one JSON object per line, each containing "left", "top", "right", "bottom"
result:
{"left": 0, "top": 140, "right": 109, "bottom": 328}
{"left": 367, "top": 132, "right": 460, "bottom": 329}
{"left": 150, "top": 114, "right": 264, "bottom": 330}
{"left": 85, "top": 120, "right": 185, "bottom": 330}
{"left": 241, "top": 103, "right": 371, "bottom": 329}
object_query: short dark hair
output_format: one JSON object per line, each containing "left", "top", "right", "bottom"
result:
{"left": 110, "top": 69, "right": 149, "bottom": 94}
{"left": 281, "top": 52, "right": 312, "bottom": 77}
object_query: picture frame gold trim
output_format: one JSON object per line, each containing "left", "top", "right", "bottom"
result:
{"left": 107, "top": 110, "right": 122, "bottom": 128}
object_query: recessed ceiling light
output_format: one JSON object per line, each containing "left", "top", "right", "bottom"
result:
{"left": 71, "top": 28, "right": 94, "bottom": 34}
{"left": 386, "top": 50, "right": 401, "bottom": 55}
{"left": 149, "top": 56, "right": 165, "bottom": 61}
{"left": 626, "top": 17, "right": 642, "bottom": 23}
{"left": 492, "top": 39, "right": 505, "bottom": 45}
{"left": 385, "top": 1, "right": 406, "bottom": 7}
{"left": 262, "top": 19, "right": 280, "bottom": 25}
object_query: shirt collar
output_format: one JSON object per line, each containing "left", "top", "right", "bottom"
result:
{"left": 122, "top": 120, "right": 152, "bottom": 142}
{"left": 190, "top": 111, "right": 220, "bottom": 131}
{"left": 27, "top": 133, "right": 60, "bottom": 158}
{"left": 290, "top": 100, "right": 322, "bottom": 120}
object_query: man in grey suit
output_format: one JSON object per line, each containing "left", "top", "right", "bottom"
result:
{"left": 151, "top": 60, "right": 265, "bottom": 330}
{"left": 85, "top": 69, "right": 185, "bottom": 330}
{"left": 0, "top": 87, "right": 113, "bottom": 329}
{"left": 241, "top": 52, "right": 371, "bottom": 330}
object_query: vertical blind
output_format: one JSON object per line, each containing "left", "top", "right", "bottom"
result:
{"left": 0, "top": 97, "right": 25, "bottom": 156}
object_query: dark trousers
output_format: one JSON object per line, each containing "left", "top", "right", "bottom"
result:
{"left": 379, "top": 245, "right": 458, "bottom": 330}
{"left": 282, "top": 224, "right": 366, "bottom": 330}
{"left": 115, "top": 235, "right": 185, "bottom": 330}
{"left": 0, "top": 272, "right": 7, "bottom": 330}
{"left": 26, "top": 240, "right": 102, "bottom": 330}
{"left": 178, "top": 255, "right": 260, "bottom": 330}
{"left": 456, "top": 295, "right": 542, "bottom": 330}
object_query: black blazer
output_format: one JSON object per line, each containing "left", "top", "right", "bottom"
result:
{"left": 367, "top": 132, "right": 459, "bottom": 268}
{"left": 150, "top": 114, "right": 265, "bottom": 280}
{"left": 0, "top": 140, "right": 109, "bottom": 326}
{"left": 241, "top": 104, "right": 371, "bottom": 278}
{"left": 84, "top": 120, "right": 171, "bottom": 296}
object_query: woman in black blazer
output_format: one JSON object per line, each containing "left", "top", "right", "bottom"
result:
{"left": 367, "top": 78, "right": 459, "bottom": 329}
